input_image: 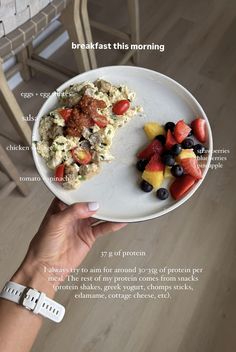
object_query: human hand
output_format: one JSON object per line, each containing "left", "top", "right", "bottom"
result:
{"left": 12, "top": 199, "right": 127, "bottom": 297}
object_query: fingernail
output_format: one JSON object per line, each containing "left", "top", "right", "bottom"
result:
{"left": 88, "top": 202, "right": 99, "bottom": 211}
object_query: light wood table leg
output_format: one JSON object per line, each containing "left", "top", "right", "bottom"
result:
{"left": 127, "top": 0, "right": 140, "bottom": 65}
{"left": 0, "top": 144, "right": 29, "bottom": 197}
{"left": 60, "top": 0, "right": 91, "bottom": 73}
{"left": 0, "top": 61, "right": 32, "bottom": 146}
{"left": 81, "top": 0, "right": 97, "bottom": 69}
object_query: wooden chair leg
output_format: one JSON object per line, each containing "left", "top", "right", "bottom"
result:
{"left": 60, "top": 0, "right": 91, "bottom": 73}
{"left": 0, "top": 144, "right": 29, "bottom": 197}
{"left": 16, "top": 47, "right": 32, "bottom": 81}
{"left": 25, "top": 43, "right": 37, "bottom": 77}
{"left": 81, "top": 0, "right": 97, "bottom": 69}
{"left": 127, "top": 0, "right": 140, "bottom": 65}
{"left": 0, "top": 61, "right": 32, "bottom": 146}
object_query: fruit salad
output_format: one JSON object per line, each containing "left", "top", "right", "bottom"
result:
{"left": 136, "top": 118, "right": 207, "bottom": 200}
{"left": 36, "top": 79, "right": 142, "bottom": 189}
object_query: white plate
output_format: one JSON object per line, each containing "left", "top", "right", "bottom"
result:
{"left": 32, "top": 66, "right": 213, "bottom": 222}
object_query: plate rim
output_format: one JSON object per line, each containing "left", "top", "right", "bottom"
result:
{"left": 32, "top": 65, "right": 213, "bottom": 223}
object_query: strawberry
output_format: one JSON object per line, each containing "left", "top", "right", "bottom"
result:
{"left": 165, "top": 129, "right": 177, "bottom": 149}
{"left": 180, "top": 158, "right": 202, "bottom": 179}
{"left": 145, "top": 154, "right": 164, "bottom": 172}
{"left": 170, "top": 175, "right": 196, "bottom": 200}
{"left": 137, "top": 139, "right": 164, "bottom": 159}
{"left": 191, "top": 118, "right": 206, "bottom": 143}
{"left": 174, "top": 120, "right": 191, "bottom": 143}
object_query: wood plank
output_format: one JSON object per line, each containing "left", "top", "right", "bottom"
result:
{"left": 0, "top": 1, "right": 236, "bottom": 352}
{"left": 0, "top": 181, "right": 16, "bottom": 198}
{"left": 200, "top": 18, "right": 236, "bottom": 83}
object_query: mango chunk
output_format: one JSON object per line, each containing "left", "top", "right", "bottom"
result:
{"left": 144, "top": 122, "right": 165, "bottom": 140}
{"left": 164, "top": 166, "right": 174, "bottom": 179}
{"left": 142, "top": 170, "right": 164, "bottom": 189}
{"left": 176, "top": 149, "right": 196, "bottom": 163}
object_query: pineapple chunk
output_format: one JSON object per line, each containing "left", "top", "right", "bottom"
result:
{"left": 144, "top": 122, "right": 165, "bottom": 140}
{"left": 176, "top": 149, "right": 196, "bottom": 163}
{"left": 142, "top": 170, "right": 164, "bottom": 189}
{"left": 164, "top": 166, "right": 173, "bottom": 179}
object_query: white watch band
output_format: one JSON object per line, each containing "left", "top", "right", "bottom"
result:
{"left": 0, "top": 281, "right": 65, "bottom": 323}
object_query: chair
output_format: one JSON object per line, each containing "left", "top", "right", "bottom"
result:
{"left": 0, "top": 0, "right": 92, "bottom": 147}
{"left": 0, "top": 144, "right": 29, "bottom": 198}
{"left": 87, "top": 0, "right": 140, "bottom": 67}
{"left": 0, "top": 0, "right": 92, "bottom": 197}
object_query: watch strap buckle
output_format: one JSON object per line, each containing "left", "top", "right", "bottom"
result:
{"left": 19, "top": 287, "right": 39, "bottom": 311}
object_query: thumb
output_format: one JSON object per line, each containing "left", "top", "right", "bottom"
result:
{"left": 56, "top": 202, "right": 99, "bottom": 221}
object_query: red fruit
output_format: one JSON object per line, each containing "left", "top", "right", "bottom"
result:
{"left": 181, "top": 158, "right": 202, "bottom": 179}
{"left": 92, "top": 114, "right": 108, "bottom": 128}
{"left": 191, "top": 118, "right": 206, "bottom": 143}
{"left": 137, "top": 139, "right": 164, "bottom": 159}
{"left": 71, "top": 148, "right": 92, "bottom": 165}
{"left": 174, "top": 120, "right": 191, "bottom": 143}
{"left": 55, "top": 164, "right": 65, "bottom": 183}
{"left": 170, "top": 175, "right": 196, "bottom": 200}
{"left": 112, "top": 100, "right": 130, "bottom": 115}
{"left": 165, "top": 129, "right": 177, "bottom": 149}
{"left": 145, "top": 154, "right": 164, "bottom": 172}
{"left": 58, "top": 108, "right": 73, "bottom": 122}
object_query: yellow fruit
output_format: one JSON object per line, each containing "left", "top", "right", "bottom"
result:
{"left": 144, "top": 122, "right": 165, "bottom": 140}
{"left": 164, "top": 166, "right": 173, "bottom": 179}
{"left": 176, "top": 149, "right": 196, "bottom": 163}
{"left": 142, "top": 170, "right": 164, "bottom": 189}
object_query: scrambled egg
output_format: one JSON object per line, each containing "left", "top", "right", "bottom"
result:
{"left": 36, "top": 79, "right": 142, "bottom": 189}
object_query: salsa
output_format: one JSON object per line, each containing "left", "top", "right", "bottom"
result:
{"left": 66, "top": 95, "right": 107, "bottom": 137}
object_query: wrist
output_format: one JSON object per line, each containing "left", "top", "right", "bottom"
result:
{"left": 11, "top": 256, "right": 56, "bottom": 299}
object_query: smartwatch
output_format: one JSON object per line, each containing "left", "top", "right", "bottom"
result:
{"left": 0, "top": 281, "right": 65, "bottom": 323}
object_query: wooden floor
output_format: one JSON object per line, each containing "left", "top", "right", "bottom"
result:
{"left": 0, "top": 0, "right": 236, "bottom": 351}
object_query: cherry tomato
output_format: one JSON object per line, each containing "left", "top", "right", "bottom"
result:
{"left": 112, "top": 100, "right": 130, "bottom": 115}
{"left": 55, "top": 164, "right": 65, "bottom": 183}
{"left": 58, "top": 108, "right": 73, "bottom": 122}
{"left": 92, "top": 115, "right": 108, "bottom": 128}
{"left": 71, "top": 148, "right": 92, "bottom": 165}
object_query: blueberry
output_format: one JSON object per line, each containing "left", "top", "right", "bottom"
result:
{"left": 182, "top": 138, "right": 194, "bottom": 149}
{"left": 155, "top": 134, "right": 166, "bottom": 145}
{"left": 171, "top": 164, "right": 184, "bottom": 177}
{"left": 136, "top": 159, "right": 148, "bottom": 172}
{"left": 156, "top": 188, "right": 169, "bottom": 200}
{"left": 140, "top": 180, "right": 153, "bottom": 192}
{"left": 162, "top": 153, "right": 175, "bottom": 166}
{"left": 193, "top": 144, "right": 205, "bottom": 156}
{"left": 171, "top": 143, "right": 182, "bottom": 156}
{"left": 165, "top": 122, "right": 175, "bottom": 132}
